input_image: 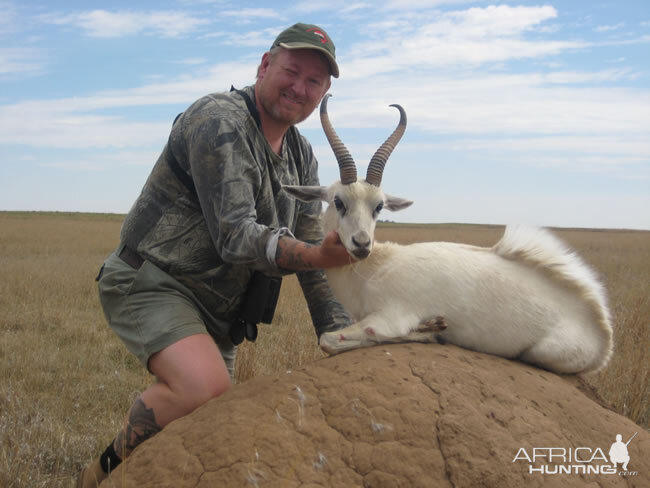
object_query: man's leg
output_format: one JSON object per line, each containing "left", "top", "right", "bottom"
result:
{"left": 78, "top": 334, "right": 231, "bottom": 487}
{"left": 114, "top": 333, "right": 231, "bottom": 458}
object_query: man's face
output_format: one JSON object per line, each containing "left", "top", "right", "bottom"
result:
{"left": 256, "top": 48, "right": 331, "bottom": 127}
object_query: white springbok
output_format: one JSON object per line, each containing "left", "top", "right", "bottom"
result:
{"left": 283, "top": 95, "right": 613, "bottom": 374}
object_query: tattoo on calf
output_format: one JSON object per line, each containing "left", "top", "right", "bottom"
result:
{"left": 113, "top": 397, "right": 162, "bottom": 458}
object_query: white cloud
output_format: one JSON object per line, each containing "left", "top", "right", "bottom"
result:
{"left": 454, "top": 135, "right": 650, "bottom": 160}
{"left": 2, "top": 113, "right": 170, "bottom": 149}
{"left": 317, "top": 69, "right": 650, "bottom": 138}
{"left": 341, "top": 3, "right": 374, "bottom": 14}
{"left": 38, "top": 150, "right": 162, "bottom": 171}
{"left": 0, "top": 60, "right": 255, "bottom": 148}
{"left": 535, "top": 23, "right": 561, "bottom": 34}
{"left": 3, "top": 3, "right": 648, "bottom": 192}
{"left": 290, "top": 0, "right": 471, "bottom": 14}
{"left": 538, "top": 68, "right": 636, "bottom": 84}
{"left": 0, "top": 1, "right": 18, "bottom": 36}
{"left": 176, "top": 57, "right": 208, "bottom": 65}
{"left": 596, "top": 22, "right": 625, "bottom": 33}
{"left": 382, "top": 0, "right": 480, "bottom": 9}
{"left": 441, "top": 5, "right": 558, "bottom": 37}
{"left": 290, "top": 0, "right": 353, "bottom": 14}
{"left": 0, "top": 47, "right": 46, "bottom": 77}
{"left": 42, "top": 9, "right": 210, "bottom": 38}
{"left": 220, "top": 27, "right": 280, "bottom": 47}
{"left": 339, "top": 5, "right": 579, "bottom": 77}
{"left": 4, "top": 60, "right": 647, "bottom": 177}
{"left": 221, "top": 8, "right": 282, "bottom": 20}
{"left": 178, "top": 0, "right": 228, "bottom": 4}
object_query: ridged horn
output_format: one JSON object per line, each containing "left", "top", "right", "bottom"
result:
{"left": 365, "top": 104, "right": 407, "bottom": 187}
{"left": 320, "top": 94, "right": 357, "bottom": 185}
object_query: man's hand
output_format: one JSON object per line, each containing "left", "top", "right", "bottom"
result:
{"left": 318, "top": 230, "right": 352, "bottom": 264}
{"left": 276, "top": 232, "right": 351, "bottom": 271}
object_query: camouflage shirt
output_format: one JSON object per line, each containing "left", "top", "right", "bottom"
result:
{"left": 120, "top": 85, "right": 350, "bottom": 338}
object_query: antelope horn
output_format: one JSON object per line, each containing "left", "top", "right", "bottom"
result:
{"left": 320, "top": 94, "right": 357, "bottom": 185}
{"left": 366, "top": 104, "right": 407, "bottom": 187}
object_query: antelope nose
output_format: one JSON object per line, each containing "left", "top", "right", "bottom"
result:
{"left": 351, "top": 232, "right": 371, "bottom": 258}
{"left": 352, "top": 232, "right": 371, "bottom": 249}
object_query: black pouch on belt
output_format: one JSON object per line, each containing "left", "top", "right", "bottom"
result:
{"left": 229, "top": 271, "right": 282, "bottom": 345}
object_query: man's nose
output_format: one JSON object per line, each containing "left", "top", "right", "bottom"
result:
{"left": 290, "top": 77, "right": 307, "bottom": 97}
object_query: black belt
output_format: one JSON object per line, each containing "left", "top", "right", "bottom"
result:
{"left": 119, "top": 246, "right": 145, "bottom": 270}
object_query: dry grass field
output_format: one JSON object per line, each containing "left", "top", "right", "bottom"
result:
{"left": 0, "top": 212, "right": 648, "bottom": 487}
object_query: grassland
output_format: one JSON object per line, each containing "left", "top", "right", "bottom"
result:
{"left": 0, "top": 212, "right": 648, "bottom": 487}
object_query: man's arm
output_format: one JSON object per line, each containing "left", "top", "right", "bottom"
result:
{"left": 179, "top": 105, "right": 294, "bottom": 276}
{"left": 275, "top": 231, "right": 351, "bottom": 271}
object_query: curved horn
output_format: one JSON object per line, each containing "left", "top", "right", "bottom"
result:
{"left": 365, "top": 104, "right": 407, "bottom": 187}
{"left": 320, "top": 94, "right": 357, "bottom": 185}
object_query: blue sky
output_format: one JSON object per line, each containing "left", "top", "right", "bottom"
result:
{"left": 1, "top": 1, "right": 649, "bottom": 229}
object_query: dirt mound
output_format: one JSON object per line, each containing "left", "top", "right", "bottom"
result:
{"left": 101, "top": 344, "right": 648, "bottom": 487}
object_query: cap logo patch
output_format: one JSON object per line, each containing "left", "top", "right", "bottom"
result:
{"left": 307, "top": 27, "right": 328, "bottom": 44}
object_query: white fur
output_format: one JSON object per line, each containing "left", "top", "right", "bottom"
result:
{"left": 283, "top": 181, "right": 613, "bottom": 374}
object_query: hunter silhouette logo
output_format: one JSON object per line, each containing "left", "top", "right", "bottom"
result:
{"left": 307, "top": 27, "right": 328, "bottom": 44}
{"left": 609, "top": 432, "right": 637, "bottom": 471}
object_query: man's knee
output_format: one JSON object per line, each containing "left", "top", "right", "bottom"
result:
{"left": 184, "top": 374, "right": 230, "bottom": 410}
{"left": 148, "top": 334, "right": 233, "bottom": 416}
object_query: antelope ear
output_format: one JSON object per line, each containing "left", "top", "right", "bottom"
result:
{"left": 283, "top": 185, "right": 329, "bottom": 203}
{"left": 384, "top": 194, "right": 413, "bottom": 212}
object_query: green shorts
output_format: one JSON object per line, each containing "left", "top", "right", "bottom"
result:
{"left": 97, "top": 247, "right": 237, "bottom": 379}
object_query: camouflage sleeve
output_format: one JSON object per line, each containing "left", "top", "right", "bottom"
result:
{"left": 297, "top": 270, "right": 352, "bottom": 338}
{"left": 293, "top": 138, "right": 352, "bottom": 337}
{"left": 182, "top": 111, "right": 287, "bottom": 275}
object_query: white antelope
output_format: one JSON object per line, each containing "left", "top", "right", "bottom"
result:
{"left": 283, "top": 95, "right": 613, "bottom": 374}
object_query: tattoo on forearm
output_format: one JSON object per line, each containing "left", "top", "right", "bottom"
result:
{"left": 277, "top": 238, "right": 315, "bottom": 270}
{"left": 113, "top": 397, "right": 162, "bottom": 458}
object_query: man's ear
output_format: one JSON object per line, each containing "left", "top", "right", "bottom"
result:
{"left": 283, "top": 185, "right": 329, "bottom": 202}
{"left": 258, "top": 52, "right": 271, "bottom": 79}
{"left": 384, "top": 194, "right": 414, "bottom": 212}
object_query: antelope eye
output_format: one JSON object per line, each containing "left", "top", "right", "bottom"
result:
{"left": 334, "top": 197, "right": 345, "bottom": 211}
{"left": 374, "top": 202, "right": 384, "bottom": 214}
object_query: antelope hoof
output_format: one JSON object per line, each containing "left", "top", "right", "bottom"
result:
{"left": 419, "top": 316, "right": 447, "bottom": 332}
{"left": 319, "top": 331, "right": 365, "bottom": 355}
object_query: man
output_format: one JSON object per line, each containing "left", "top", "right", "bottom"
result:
{"left": 77, "top": 23, "right": 351, "bottom": 487}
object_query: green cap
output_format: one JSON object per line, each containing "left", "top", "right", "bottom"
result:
{"left": 271, "top": 23, "right": 339, "bottom": 78}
